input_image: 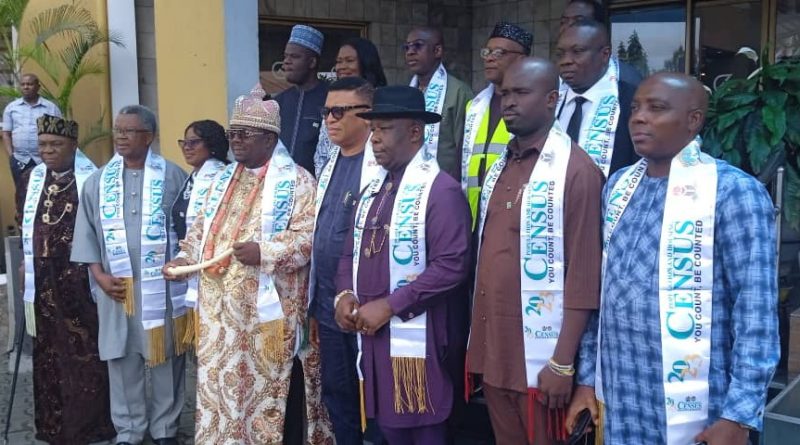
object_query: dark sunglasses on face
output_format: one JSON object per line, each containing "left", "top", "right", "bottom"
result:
{"left": 320, "top": 104, "right": 370, "bottom": 120}
{"left": 225, "top": 129, "right": 266, "bottom": 140}
{"left": 402, "top": 41, "right": 426, "bottom": 52}
{"left": 178, "top": 138, "right": 204, "bottom": 149}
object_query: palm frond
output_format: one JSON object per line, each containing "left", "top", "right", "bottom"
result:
{"left": 0, "top": 85, "right": 21, "bottom": 99}
{"left": 79, "top": 110, "right": 112, "bottom": 150}
{"left": 21, "top": 45, "right": 62, "bottom": 86}
{"left": 27, "top": 4, "right": 96, "bottom": 47}
{"left": 0, "top": 0, "right": 30, "bottom": 29}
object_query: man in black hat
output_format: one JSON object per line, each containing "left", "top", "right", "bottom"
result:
{"left": 333, "top": 86, "right": 471, "bottom": 445}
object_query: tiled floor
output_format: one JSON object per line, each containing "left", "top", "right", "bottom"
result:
{"left": 0, "top": 284, "right": 494, "bottom": 445}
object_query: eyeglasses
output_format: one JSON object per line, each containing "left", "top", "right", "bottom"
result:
{"left": 402, "top": 41, "right": 426, "bottom": 53}
{"left": 178, "top": 138, "right": 204, "bottom": 149}
{"left": 225, "top": 129, "right": 266, "bottom": 141}
{"left": 113, "top": 128, "right": 151, "bottom": 137}
{"left": 320, "top": 104, "right": 370, "bottom": 120}
{"left": 480, "top": 47, "right": 526, "bottom": 60}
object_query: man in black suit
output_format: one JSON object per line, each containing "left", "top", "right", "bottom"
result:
{"left": 559, "top": 0, "right": 643, "bottom": 85}
{"left": 555, "top": 19, "right": 639, "bottom": 177}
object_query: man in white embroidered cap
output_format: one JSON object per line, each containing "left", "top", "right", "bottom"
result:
{"left": 275, "top": 24, "right": 328, "bottom": 176}
{"left": 164, "top": 86, "right": 334, "bottom": 444}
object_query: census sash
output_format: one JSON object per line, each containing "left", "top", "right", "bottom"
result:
{"left": 182, "top": 158, "right": 227, "bottom": 311}
{"left": 23, "top": 149, "right": 96, "bottom": 336}
{"left": 309, "top": 140, "right": 379, "bottom": 310}
{"left": 352, "top": 147, "right": 439, "bottom": 413}
{"left": 476, "top": 122, "right": 570, "bottom": 388}
{"left": 193, "top": 142, "right": 297, "bottom": 325}
{"left": 557, "top": 57, "right": 620, "bottom": 177}
{"left": 410, "top": 63, "right": 448, "bottom": 160}
{"left": 460, "top": 84, "right": 494, "bottom": 192}
{"left": 596, "top": 137, "right": 715, "bottom": 445}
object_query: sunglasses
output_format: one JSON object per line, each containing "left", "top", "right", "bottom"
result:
{"left": 225, "top": 129, "right": 266, "bottom": 140}
{"left": 320, "top": 104, "right": 370, "bottom": 120}
{"left": 178, "top": 138, "right": 204, "bottom": 149}
{"left": 402, "top": 41, "right": 426, "bottom": 52}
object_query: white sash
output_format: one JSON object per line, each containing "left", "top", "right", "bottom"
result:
{"left": 309, "top": 139, "right": 379, "bottom": 310}
{"left": 100, "top": 151, "right": 173, "bottom": 330}
{"left": 22, "top": 149, "right": 96, "bottom": 337}
{"left": 352, "top": 147, "right": 439, "bottom": 413}
{"left": 460, "top": 84, "right": 494, "bottom": 192}
{"left": 476, "top": 122, "right": 571, "bottom": 388}
{"left": 557, "top": 58, "right": 620, "bottom": 177}
{"left": 182, "top": 158, "right": 226, "bottom": 311}
{"left": 596, "top": 137, "right": 716, "bottom": 444}
{"left": 411, "top": 63, "right": 448, "bottom": 160}
{"left": 192, "top": 142, "right": 297, "bottom": 324}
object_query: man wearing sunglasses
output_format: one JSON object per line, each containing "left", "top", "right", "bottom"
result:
{"left": 462, "top": 21, "right": 532, "bottom": 228}
{"left": 310, "top": 76, "right": 381, "bottom": 445}
{"left": 404, "top": 26, "right": 473, "bottom": 182}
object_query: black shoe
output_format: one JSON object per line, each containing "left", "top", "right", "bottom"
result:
{"left": 153, "top": 438, "right": 179, "bottom": 445}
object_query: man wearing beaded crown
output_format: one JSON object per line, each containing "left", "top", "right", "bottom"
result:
{"left": 21, "top": 114, "right": 116, "bottom": 444}
{"left": 163, "top": 86, "right": 334, "bottom": 444}
{"left": 71, "top": 105, "right": 187, "bottom": 445}
{"left": 466, "top": 58, "right": 603, "bottom": 445}
{"left": 566, "top": 73, "right": 779, "bottom": 445}
{"left": 333, "top": 86, "right": 471, "bottom": 445}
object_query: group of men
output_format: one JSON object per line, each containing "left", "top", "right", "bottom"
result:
{"left": 9, "top": 1, "right": 779, "bottom": 445}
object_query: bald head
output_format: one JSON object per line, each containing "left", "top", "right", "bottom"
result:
{"left": 629, "top": 72, "right": 710, "bottom": 166}
{"left": 646, "top": 71, "right": 709, "bottom": 115}
{"left": 410, "top": 26, "right": 443, "bottom": 46}
{"left": 500, "top": 57, "right": 561, "bottom": 137}
{"left": 405, "top": 27, "right": 444, "bottom": 76}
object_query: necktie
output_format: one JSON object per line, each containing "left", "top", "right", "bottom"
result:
{"left": 566, "top": 96, "right": 587, "bottom": 142}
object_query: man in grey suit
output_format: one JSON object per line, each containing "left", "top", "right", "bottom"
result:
{"left": 72, "top": 105, "right": 187, "bottom": 445}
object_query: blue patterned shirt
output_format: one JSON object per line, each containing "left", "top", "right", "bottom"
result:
{"left": 577, "top": 160, "right": 779, "bottom": 444}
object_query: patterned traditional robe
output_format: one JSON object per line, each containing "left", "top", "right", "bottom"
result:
{"left": 179, "top": 166, "right": 333, "bottom": 444}
{"left": 30, "top": 170, "right": 116, "bottom": 444}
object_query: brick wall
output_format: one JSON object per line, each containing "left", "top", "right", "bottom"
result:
{"left": 260, "top": 0, "right": 567, "bottom": 91}
{"left": 260, "top": 0, "right": 474, "bottom": 86}
{"left": 470, "top": 0, "right": 566, "bottom": 90}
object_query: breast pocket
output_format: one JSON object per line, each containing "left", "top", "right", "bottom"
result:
{"left": 299, "top": 116, "right": 322, "bottom": 142}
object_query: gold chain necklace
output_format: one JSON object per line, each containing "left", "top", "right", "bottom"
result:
{"left": 363, "top": 181, "right": 393, "bottom": 258}
{"left": 41, "top": 177, "right": 75, "bottom": 225}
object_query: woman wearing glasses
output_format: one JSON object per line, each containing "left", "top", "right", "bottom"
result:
{"left": 171, "top": 120, "right": 229, "bottom": 241}
{"left": 314, "top": 37, "right": 388, "bottom": 177}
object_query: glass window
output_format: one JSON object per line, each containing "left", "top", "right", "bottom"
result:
{"left": 693, "top": 0, "right": 762, "bottom": 90}
{"left": 777, "top": 0, "right": 800, "bottom": 60}
{"left": 258, "top": 20, "right": 365, "bottom": 95}
{"left": 610, "top": 4, "right": 688, "bottom": 79}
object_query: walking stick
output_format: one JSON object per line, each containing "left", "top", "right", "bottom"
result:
{"left": 3, "top": 311, "right": 25, "bottom": 445}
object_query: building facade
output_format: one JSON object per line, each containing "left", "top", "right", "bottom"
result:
{"left": 0, "top": 0, "right": 798, "bottom": 260}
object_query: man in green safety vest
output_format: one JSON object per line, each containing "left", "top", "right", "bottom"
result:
{"left": 461, "top": 22, "right": 533, "bottom": 227}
